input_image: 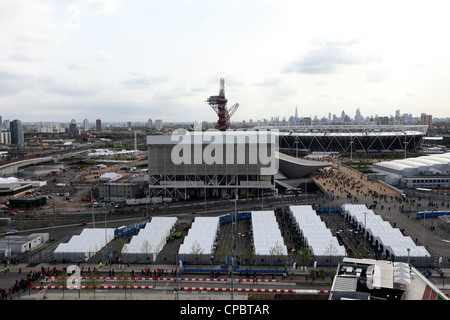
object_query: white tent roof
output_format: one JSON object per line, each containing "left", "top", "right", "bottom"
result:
{"left": 123, "top": 217, "right": 177, "bottom": 255}
{"left": 251, "top": 211, "right": 288, "bottom": 256}
{"left": 178, "top": 217, "right": 219, "bottom": 256}
{"left": 342, "top": 204, "right": 430, "bottom": 258}
{"left": 290, "top": 205, "right": 346, "bottom": 256}
{"left": 54, "top": 228, "right": 115, "bottom": 257}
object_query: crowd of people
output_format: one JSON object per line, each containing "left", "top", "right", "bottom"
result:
{"left": 1, "top": 266, "right": 45, "bottom": 300}
{"left": 314, "top": 163, "right": 397, "bottom": 197}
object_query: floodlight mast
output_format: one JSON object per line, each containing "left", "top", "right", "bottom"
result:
{"left": 206, "top": 78, "right": 239, "bottom": 131}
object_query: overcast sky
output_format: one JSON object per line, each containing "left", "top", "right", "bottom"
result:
{"left": 1, "top": 0, "right": 450, "bottom": 124}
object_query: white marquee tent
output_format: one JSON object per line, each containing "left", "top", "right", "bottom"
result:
{"left": 342, "top": 204, "right": 430, "bottom": 266}
{"left": 178, "top": 216, "right": 219, "bottom": 263}
{"left": 290, "top": 205, "right": 346, "bottom": 264}
{"left": 122, "top": 217, "right": 178, "bottom": 263}
{"left": 54, "top": 228, "right": 115, "bottom": 262}
{"left": 251, "top": 210, "right": 288, "bottom": 264}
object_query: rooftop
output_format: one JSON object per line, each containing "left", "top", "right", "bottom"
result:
{"left": 330, "top": 257, "right": 449, "bottom": 300}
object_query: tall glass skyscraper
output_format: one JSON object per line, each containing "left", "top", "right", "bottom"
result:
{"left": 10, "top": 119, "right": 24, "bottom": 147}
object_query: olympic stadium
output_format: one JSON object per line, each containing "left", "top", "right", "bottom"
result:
{"left": 255, "top": 124, "right": 428, "bottom": 153}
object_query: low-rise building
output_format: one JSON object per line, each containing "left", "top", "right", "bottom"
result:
{"left": 98, "top": 182, "right": 141, "bottom": 202}
{"left": 329, "top": 257, "right": 449, "bottom": 300}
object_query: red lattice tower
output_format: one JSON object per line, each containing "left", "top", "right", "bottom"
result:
{"left": 206, "top": 78, "right": 239, "bottom": 131}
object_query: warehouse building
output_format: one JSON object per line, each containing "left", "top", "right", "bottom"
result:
{"left": 372, "top": 153, "right": 450, "bottom": 188}
{"left": 0, "top": 177, "right": 32, "bottom": 196}
{"left": 0, "top": 233, "right": 49, "bottom": 257}
{"left": 9, "top": 195, "right": 47, "bottom": 208}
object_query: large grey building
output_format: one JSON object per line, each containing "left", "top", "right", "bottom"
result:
{"left": 147, "top": 130, "right": 330, "bottom": 200}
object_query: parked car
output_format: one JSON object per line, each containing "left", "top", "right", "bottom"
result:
{"left": 6, "top": 229, "right": 18, "bottom": 235}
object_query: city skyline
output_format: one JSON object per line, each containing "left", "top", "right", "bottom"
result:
{"left": 1, "top": 1, "right": 450, "bottom": 123}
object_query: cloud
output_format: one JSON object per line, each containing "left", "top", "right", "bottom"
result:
{"left": 0, "top": 80, "right": 23, "bottom": 96}
{"left": 66, "top": 62, "right": 93, "bottom": 70}
{"left": 0, "top": 68, "right": 33, "bottom": 95}
{"left": 253, "top": 77, "right": 282, "bottom": 87}
{"left": 44, "top": 82, "right": 101, "bottom": 96}
{"left": 10, "top": 52, "right": 42, "bottom": 62}
{"left": 121, "top": 73, "right": 167, "bottom": 89}
{"left": 63, "top": 0, "right": 119, "bottom": 16}
{"left": 365, "top": 68, "right": 392, "bottom": 83}
{"left": 284, "top": 38, "right": 369, "bottom": 74}
{"left": 95, "top": 51, "right": 112, "bottom": 63}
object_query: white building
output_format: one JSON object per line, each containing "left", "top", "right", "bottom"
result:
{"left": 372, "top": 153, "right": 450, "bottom": 188}
{"left": 154, "top": 119, "right": 163, "bottom": 130}
{"left": 83, "top": 119, "right": 89, "bottom": 131}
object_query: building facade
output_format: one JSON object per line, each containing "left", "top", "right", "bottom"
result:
{"left": 10, "top": 119, "right": 24, "bottom": 147}
{"left": 147, "top": 131, "right": 278, "bottom": 200}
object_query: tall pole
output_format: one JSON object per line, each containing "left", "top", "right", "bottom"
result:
{"left": 91, "top": 190, "right": 95, "bottom": 228}
{"left": 231, "top": 188, "right": 237, "bottom": 300}
{"left": 175, "top": 253, "right": 179, "bottom": 300}
{"left": 104, "top": 209, "right": 108, "bottom": 263}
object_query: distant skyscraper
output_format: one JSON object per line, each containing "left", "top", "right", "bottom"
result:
{"left": 10, "top": 119, "right": 24, "bottom": 147}
{"left": 155, "top": 119, "right": 163, "bottom": 130}
{"left": 295, "top": 106, "right": 299, "bottom": 124}
{"left": 69, "top": 119, "right": 79, "bottom": 136}
{"left": 421, "top": 113, "right": 433, "bottom": 129}
{"left": 96, "top": 119, "right": 102, "bottom": 132}
{"left": 83, "top": 119, "right": 89, "bottom": 131}
{"left": 355, "top": 108, "right": 363, "bottom": 122}
{"left": 0, "top": 131, "right": 11, "bottom": 144}
{"left": 147, "top": 118, "right": 153, "bottom": 128}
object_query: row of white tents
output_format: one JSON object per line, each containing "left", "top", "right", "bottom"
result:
{"left": 54, "top": 228, "right": 115, "bottom": 262}
{"left": 122, "top": 217, "right": 178, "bottom": 263}
{"left": 51, "top": 204, "right": 431, "bottom": 267}
{"left": 342, "top": 204, "right": 430, "bottom": 266}
{"left": 251, "top": 210, "right": 288, "bottom": 264}
{"left": 290, "top": 205, "right": 346, "bottom": 265}
{"left": 178, "top": 217, "right": 220, "bottom": 263}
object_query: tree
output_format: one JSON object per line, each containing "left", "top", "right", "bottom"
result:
{"left": 86, "top": 268, "right": 100, "bottom": 299}
{"left": 244, "top": 243, "right": 257, "bottom": 269}
{"left": 216, "top": 242, "right": 230, "bottom": 265}
{"left": 296, "top": 245, "right": 312, "bottom": 271}
{"left": 140, "top": 239, "right": 151, "bottom": 263}
{"left": 324, "top": 240, "right": 338, "bottom": 270}
{"left": 190, "top": 240, "right": 204, "bottom": 269}
{"left": 118, "top": 270, "right": 131, "bottom": 300}
{"left": 114, "top": 237, "right": 125, "bottom": 263}
{"left": 269, "top": 241, "right": 285, "bottom": 267}
{"left": 308, "top": 268, "right": 317, "bottom": 281}
{"left": 55, "top": 270, "right": 68, "bottom": 299}
{"left": 353, "top": 242, "right": 368, "bottom": 259}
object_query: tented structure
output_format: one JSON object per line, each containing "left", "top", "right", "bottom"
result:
{"left": 342, "top": 204, "right": 430, "bottom": 267}
{"left": 372, "top": 154, "right": 450, "bottom": 185}
{"left": 290, "top": 205, "right": 346, "bottom": 265}
{"left": 393, "top": 262, "right": 411, "bottom": 285}
{"left": 53, "top": 228, "right": 115, "bottom": 262}
{"left": 122, "top": 217, "right": 178, "bottom": 263}
{"left": 178, "top": 217, "right": 219, "bottom": 264}
{"left": 251, "top": 210, "right": 288, "bottom": 265}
